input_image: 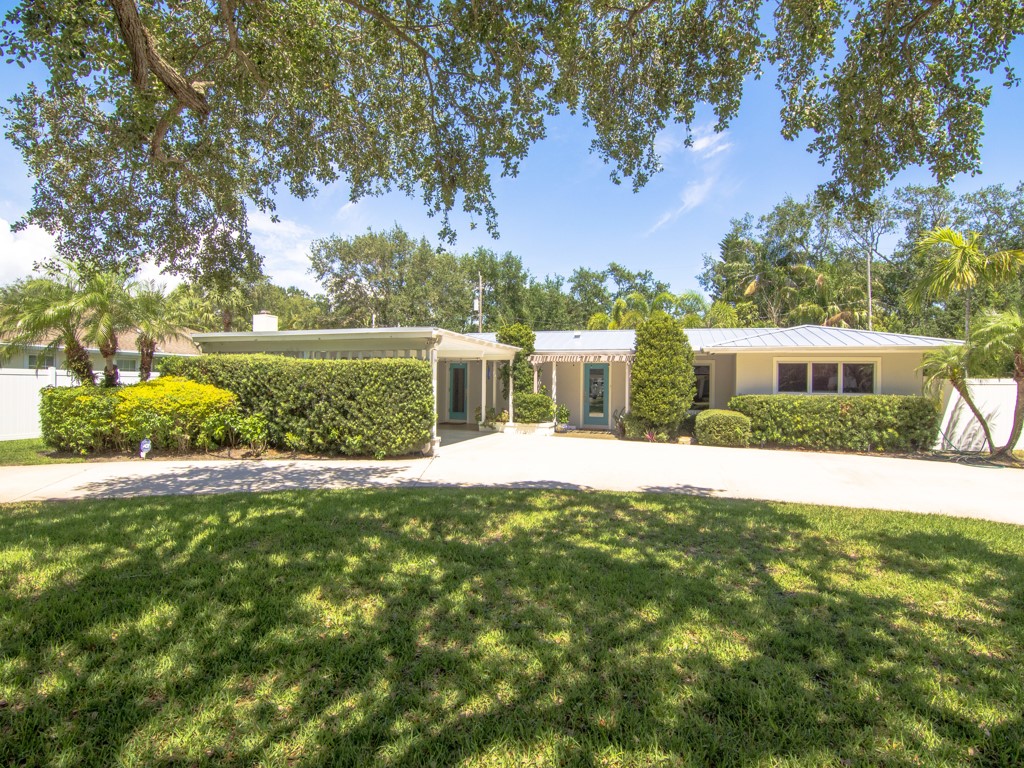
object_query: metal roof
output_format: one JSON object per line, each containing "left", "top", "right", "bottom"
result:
{"left": 470, "top": 326, "right": 959, "bottom": 353}
{"left": 704, "top": 325, "right": 961, "bottom": 349}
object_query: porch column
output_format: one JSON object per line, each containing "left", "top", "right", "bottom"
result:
{"left": 533, "top": 363, "right": 539, "bottom": 394}
{"left": 625, "top": 360, "right": 632, "bottom": 413}
{"left": 507, "top": 362, "right": 515, "bottom": 424}
{"left": 551, "top": 361, "right": 558, "bottom": 407}
{"left": 428, "top": 344, "right": 440, "bottom": 454}
{"left": 479, "top": 359, "right": 487, "bottom": 426}
{"left": 491, "top": 360, "right": 497, "bottom": 412}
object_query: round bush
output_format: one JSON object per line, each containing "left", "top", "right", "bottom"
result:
{"left": 113, "top": 376, "right": 240, "bottom": 451}
{"left": 39, "top": 386, "right": 117, "bottom": 454}
{"left": 694, "top": 409, "right": 752, "bottom": 448}
{"left": 512, "top": 392, "right": 554, "bottom": 423}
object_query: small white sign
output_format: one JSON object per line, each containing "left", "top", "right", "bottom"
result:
{"left": 140, "top": 438, "right": 152, "bottom": 459}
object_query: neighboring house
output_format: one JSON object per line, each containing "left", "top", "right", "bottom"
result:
{"left": 192, "top": 315, "right": 959, "bottom": 431}
{"left": 0, "top": 330, "right": 200, "bottom": 375}
{"left": 0, "top": 330, "right": 201, "bottom": 441}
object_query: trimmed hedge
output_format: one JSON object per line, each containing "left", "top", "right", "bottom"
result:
{"left": 729, "top": 394, "right": 940, "bottom": 452}
{"left": 512, "top": 392, "right": 554, "bottom": 423}
{"left": 39, "top": 377, "right": 244, "bottom": 454}
{"left": 39, "top": 386, "right": 117, "bottom": 454}
{"left": 160, "top": 354, "right": 433, "bottom": 458}
{"left": 694, "top": 409, "right": 751, "bottom": 447}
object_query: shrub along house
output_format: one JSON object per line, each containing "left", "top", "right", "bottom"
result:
{"left": 193, "top": 316, "right": 958, "bottom": 435}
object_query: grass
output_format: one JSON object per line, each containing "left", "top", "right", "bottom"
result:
{"left": 1, "top": 489, "right": 1022, "bottom": 767}
{"left": 0, "top": 438, "right": 83, "bottom": 466}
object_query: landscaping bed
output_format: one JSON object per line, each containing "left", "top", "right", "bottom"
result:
{"left": 1, "top": 489, "right": 1022, "bottom": 766}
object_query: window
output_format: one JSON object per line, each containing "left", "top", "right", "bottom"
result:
{"left": 693, "top": 365, "right": 711, "bottom": 409}
{"left": 776, "top": 361, "right": 876, "bottom": 394}
{"left": 777, "top": 363, "right": 808, "bottom": 393}
{"left": 28, "top": 354, "right": 55, "bottom": 368}
{"left": 117, "top": 358, "right": 138, "bottom": 372}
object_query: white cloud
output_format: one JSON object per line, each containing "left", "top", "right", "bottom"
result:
{"left": 646, "top": 176, "right": 719, "bottom": 234}
{"left": 0, "top": 219, "right": 56, "bottom": 284}
{"left": 248, "top": 210, "right": 320, "bottom": 292}
{"left": 690, "top": 131, "right": 732, "bottom": 158}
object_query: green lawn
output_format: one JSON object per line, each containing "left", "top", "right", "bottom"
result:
{"left": 0, "top": 438, "right": 83, "bottom": 466}
{"left": 1, "top": 489, "right": 1022, "bottom": 767}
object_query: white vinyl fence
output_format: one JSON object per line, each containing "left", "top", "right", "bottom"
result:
{"left": 0, "top": 368, "right": 147, "bottom": 441}
{"left": 937, "top": 378, "right": 1023, "bottom": 453}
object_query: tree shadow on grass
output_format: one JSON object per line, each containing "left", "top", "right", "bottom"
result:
{"left": 0, "top": 489, "right": 1022, "bottom": 766}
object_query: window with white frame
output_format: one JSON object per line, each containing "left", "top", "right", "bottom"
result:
{"left": 776, "top": 361, "right": 876, "bottom": 394}
{"left": 27, "top": 353, "right": 55, "bottom": 368}
{"left": 117, "top": 358, "right": 138, "bottom": 372}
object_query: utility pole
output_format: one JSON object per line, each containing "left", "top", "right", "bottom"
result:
{"left": 476, "top": 271, "right": 484, "bottom": 332}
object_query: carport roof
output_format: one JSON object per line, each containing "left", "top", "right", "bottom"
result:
{"left": 191, "top": 327, "right": 519, "bottom": 359}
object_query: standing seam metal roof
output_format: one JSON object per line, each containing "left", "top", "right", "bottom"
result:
{"left": 469, "top": 326, "right": 959, "bottom": 352}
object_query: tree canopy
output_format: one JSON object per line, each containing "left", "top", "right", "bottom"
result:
{"left": 2, "top": 0, "right": 1020, "bottom": 279}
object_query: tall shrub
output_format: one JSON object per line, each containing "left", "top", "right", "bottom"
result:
{"left": 496, "top": 323, "right": 535, "bottom": 398}
{"left": 630, "top": 314, "right": 695, "bottom": 434}
{"left": 160, "top": 354, "right": 433, "bottom": 458}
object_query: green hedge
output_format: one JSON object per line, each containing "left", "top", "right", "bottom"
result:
{"left": 694, "top": 409, "right": 751, "bottom": 447}
{"left": 39, "top": 377, "right": 245, "bottom": 454}
{"left": 160, "top": 354, "right": 433, "bottom": 458}
{"left": 629, "top": 313, "right": 695, "bottom": 434}
{"left": 39, "top": 386, "right": 117, "bottom": 454}
{"left": 512, "top": 392, "right": 554, "bottom": 423}
{"left": 728, "top": 394, "right": 939, "bottom": 452}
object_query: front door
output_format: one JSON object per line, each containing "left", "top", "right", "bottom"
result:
{"left": 583, "top": 363, "right": 609, "bottom": 426}
{"left": 449, "top": 363, "right": 468, "bottom": 421}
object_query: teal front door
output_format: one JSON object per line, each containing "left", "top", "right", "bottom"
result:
{"left": 449, "top": 363, "right": 468, "bottom": 421}
{"left": 583, "top": 363, "right": 609, "bottom": 426}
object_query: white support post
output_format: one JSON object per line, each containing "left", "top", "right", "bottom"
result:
{"left": 491, "top": 360, "right": 497, "bottom": 413}
{"left": 507, "top": 362, "right": 515, "bottom": 424}
{"left": 429, "top": 346, "right": 440, "bottom": 454}
{"left": 479, "top": 359, "right": 487, "bottom": 427}
{"left": 533, "top": 364, "right": 539, "bottom": 394}
{"left": 624, "top": 361, "right": 632, "bottom": 413}
{"left": 551, "top": 361, "right": 558, "bottom": 409}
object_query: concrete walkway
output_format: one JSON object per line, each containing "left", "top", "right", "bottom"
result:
{"left": 1, "top": 431, "right": 1022, "bottom": 524}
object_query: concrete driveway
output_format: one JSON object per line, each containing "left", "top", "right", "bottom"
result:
{"left": 1, "top": 430, "right": 1021, "bottom": 524}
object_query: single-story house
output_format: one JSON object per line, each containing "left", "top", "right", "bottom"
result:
{"left": 191, "top": 315, "right": 960, "bottom": 437}
{"left": 0, "top": 330, "right": 200, "bottom": 375}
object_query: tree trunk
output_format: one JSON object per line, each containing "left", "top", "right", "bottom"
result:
{"left": 99, "top": 340, "right": 119, "bottom": 387}
{"left": 139, "top": 337, "right": 156, "bottom": 381}
{"left": 64, "top": 337, "right": 96, "bottom": 385}
{"left": 954, "top": 382, "right": 996, "bottom": 453}
{"left": 992, "top": 352, "right": 1024, "bottom": 460}
{"left": 964, "top": 290, "right": 971, "bottom": 342}
{"left": 222, "top": 307, "right": 233, "bottom": 332}
{"left": 866, "top": 250, "right": 873, "bottom": 331}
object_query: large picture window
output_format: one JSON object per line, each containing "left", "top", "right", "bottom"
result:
{"left": 775, "top": 361, "right": 876, "bottom": 394}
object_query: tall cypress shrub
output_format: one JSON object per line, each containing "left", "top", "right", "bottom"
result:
{"left": 496, "top": 323, "right": 536, "bottom": 398}
{"left": 630, "top": 313, "right": 695, "bottom": 434}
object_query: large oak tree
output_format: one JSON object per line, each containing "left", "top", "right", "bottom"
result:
{"left": 1, "top": 0, "right": 1021, "bottom": 280}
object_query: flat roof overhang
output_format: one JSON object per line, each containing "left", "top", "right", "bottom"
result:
{"left": 190, "top": 327, "right": 519, "bottom": 361}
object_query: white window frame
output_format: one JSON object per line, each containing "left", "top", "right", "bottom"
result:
{"left": 116, "top": 357, "right": 138, "bottom": 372}
{"left": 27, "top": 353, "right": 56, "bottom": 369}
{"left": 772, "top": 357, "right": 881, "bottom": 395}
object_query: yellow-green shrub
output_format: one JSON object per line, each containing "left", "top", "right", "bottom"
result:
{"left": 694, "top": 409, "right": 752, "bottom": 447}
{"left": 39, "top": 386, "right": 117, "bottom": 454}
{"left": 114, "top": 376, "right": 239, "bottom": 451}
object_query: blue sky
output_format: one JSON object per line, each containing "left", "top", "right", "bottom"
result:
{"left": 1, "top": 26, "right": 1022, "bottom": 296}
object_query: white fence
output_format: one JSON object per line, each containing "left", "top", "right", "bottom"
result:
{"left": 937, "top": 378, "right": 1023, "bottom": 452}
{"left": 0, "top": 368, "right": 146, "bottom": 441}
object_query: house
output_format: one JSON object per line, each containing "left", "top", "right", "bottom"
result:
{"left": 0, "top": 330, "right": 200, "bottom": 375}
{"left": 192, "top": 315, "right": 960, "bottom": 434}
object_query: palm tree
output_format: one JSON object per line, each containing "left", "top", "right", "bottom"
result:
{"left": 973, "top": 309, "right": 1024, "bottom": 460}
{"left": 919, "top": 345, "right": 996, "bottom": 453}
{"left": 67, "top": 270, "right": 138, "bottom": 387}
{"left": 911, "top": 228, "right": 1024, "bottom": 340}
{"left": 132, "top": 282, "right": 191, "bottom": 380}
{"left": 0, "top": 277, "right": 96, "bottom": 384}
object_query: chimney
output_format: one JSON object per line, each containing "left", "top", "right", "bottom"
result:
{"left": 252, "top": 311, "right": 279, "bottom": 332}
